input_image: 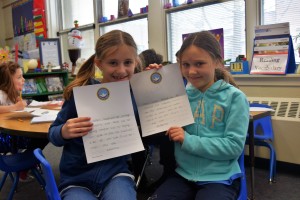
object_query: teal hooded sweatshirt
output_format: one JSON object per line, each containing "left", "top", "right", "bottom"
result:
{"left": 175, "top": 80, "right": 249, "bottom": 182}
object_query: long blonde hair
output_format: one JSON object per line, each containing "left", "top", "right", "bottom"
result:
{"left": 0, "top": 61, "right": 21, "bottom": 103}
{"left": 64, "top": 30, "right": 138, "bottom": 100}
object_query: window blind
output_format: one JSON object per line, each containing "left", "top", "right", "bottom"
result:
{"left": 100, "top": 0, "right": 149, "bottom": 53}
{"left": 167, "top": 0, "right": 245, "bottom": 63}
{"left": 99, "top": 18, "right": 149, "bottom": 53}
{"left": 261, "top": 0, "right": 300, "bottom": 63}
{"left": 60, "top": 0, "right": 94, "bottom": 30}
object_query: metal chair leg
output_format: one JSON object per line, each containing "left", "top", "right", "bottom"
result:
{"left": 136, "top": 150, "right": 150, "bottom": 189}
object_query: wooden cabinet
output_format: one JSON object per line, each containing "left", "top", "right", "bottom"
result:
{"left": 22, "top": 71, "right": 69, "bottom": 101}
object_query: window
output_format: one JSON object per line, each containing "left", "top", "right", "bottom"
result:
{"left": 102, "top": 0, "right": 148, "bottom": 19}
{"left": 60, "top": 0, "right": 94, "bottom": 29}
{"left": 261, "top": 0, "right": 300, "bottom": 63}
{"left": 60, "top": 29, "right": 95, "bottom": 66}
{"left": 167, "top": 0, "right": 245, "bottom": 63}
{"left": 100, "top": 0, "right": 149, "bottom": 53}
{"left": 57, "top": 0, "right": 95, "bottom": 66}
{"left": 99, "top": 18, "right": 148, "bottom": 53}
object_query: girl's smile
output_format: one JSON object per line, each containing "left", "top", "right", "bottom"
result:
{"left": 181, "top": 45, "right": 217, "bottom": 92}
{"left": 96, "top": 45, "right": 137, "bottom": 83}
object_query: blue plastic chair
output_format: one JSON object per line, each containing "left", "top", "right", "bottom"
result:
{"left": 34, "top": 148, "right": 61, "bottom": 200}
{"left": 0, "top": 150, "right": 45, "bottom": 200}
{"left": 248, "top": 103, "right": 276, "bottom": 183}
{"left": 237, "top": 151, "right": 247, "bottom": 200}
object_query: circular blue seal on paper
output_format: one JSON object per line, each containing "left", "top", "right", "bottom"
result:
{"left": 150, "top": 72, "right": 162, "bottom": 84}
{"left": 97, "top": 87, "right": 110, "bottom": 100}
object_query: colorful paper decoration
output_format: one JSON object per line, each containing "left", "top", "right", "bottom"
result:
{"left": 0, "top": 46, "right": 12, "bottom": 64}
{"left": 33, "top": 0, "right": 47, "bottom": 43}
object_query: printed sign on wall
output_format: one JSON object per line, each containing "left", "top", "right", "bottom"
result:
{"left": 250, "top": 23, "right": 296, "bottom": 75}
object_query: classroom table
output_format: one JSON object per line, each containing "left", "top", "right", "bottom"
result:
{"left": 0, "top": 109, "right": 270, "bottom": 199}
{"left": 0, "top": 104, "right": 60, "bottom": 139}
{"left": 0, "top": 112, "right": 51, "bottom": 139}
{"left": 248, "top": 110, "right": 272, "bottom": 200}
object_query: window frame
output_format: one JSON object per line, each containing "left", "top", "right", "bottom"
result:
{"left": 259, "top": 0, "right": 300, "bottom": 63}
{"left": 165, "top": 0, "right": 246, "bottom": 63}
{"left": 98, "top": 12, "right": 149, "bottom": 53}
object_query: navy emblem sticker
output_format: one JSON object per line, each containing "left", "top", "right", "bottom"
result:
{"left": 97, "top": 87, "right": 110, "bottom": 100}
{"left": 150, "top": 72, "right": 162, "bottom": 84}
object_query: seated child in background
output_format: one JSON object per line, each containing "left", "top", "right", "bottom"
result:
{"left": 0, "top": 61, "right": 49, "bottom": 182}
{"left": 138, "top": 49, "right": 163, "bottom": 72}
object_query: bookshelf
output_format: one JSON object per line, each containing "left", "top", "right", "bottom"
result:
{"left": 22, "top": 71, "right": 69, "bottom": 101}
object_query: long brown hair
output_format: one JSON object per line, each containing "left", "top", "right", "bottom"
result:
{"left": 177, "top": 31, "right": 238, "bottom": 88}
{"left": 64, "top": 30, "right": 138, "bottom": 100}
{"left": 0, "top": 61, "right": 21, "bottom": 103}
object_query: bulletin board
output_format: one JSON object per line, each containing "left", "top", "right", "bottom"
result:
{"left": 12, "top": 0, "right": 47, "bottom": 47}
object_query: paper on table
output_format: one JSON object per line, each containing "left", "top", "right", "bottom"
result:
{"left": 8, "top": 108, "right": 38, "bottom": 118}
{"left": 23, "top": 107, "right": 41, "bottom": 113}
{"left": 8, "top": 108, "right": 59, "bottom": 120}
{"left": 31, "top": 109, "right": 60, "bottom": 116}
{"left": 31, "top": 114, "right": 57, "bottom": 124}
{"left": 7, "top": 111, "right": 36, "bottom": 118}
{"left": 73, "top": 81, "right": 144, "bottom": 164}
{"left": 28, "top": 100, "right": 50, "bottom": 107}
{"left": 34, "top": 100, "right": 63, "bottom": 110}
{"left": 250, "top": 107, "right": 275, "bottom": 112}
{"left": 29, "top": 100, "right": 63, "bottom": 108}
{"left": 30, "top": 109, "right": 59, "bottom": 123}
{"left": 130, "top": 63, "right": 194, "bottom": 137}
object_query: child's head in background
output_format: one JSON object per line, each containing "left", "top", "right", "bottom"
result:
{"left": 138, "top": 49, "right": 163, "bottom": 72}
{"left": 64, "top": 30, "right": 139, "bottom": 99}
{"left": 177, "top": 31, "right": 237, "bottom": 91}
{"left": 0, "top": 61, "right": 24, "bottom": 103}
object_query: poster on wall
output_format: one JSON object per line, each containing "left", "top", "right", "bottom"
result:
{"left": 182, "top": 28, "right": 224, "bottom": 59}
{"left": 12, "top": 0, "right": 47, "bottom": 48}
{"left": 13, "top": 33, "right": 37, "bottom": 52}
{"left": 12, "top": 0, "right": 34, "bottom": 37}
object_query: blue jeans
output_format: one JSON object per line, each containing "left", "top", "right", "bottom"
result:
{"left": 61, "top": 176, "right": 136, "bottom": 200}
{"left": 150, "top": 173, "right": 240, "bottom": 200}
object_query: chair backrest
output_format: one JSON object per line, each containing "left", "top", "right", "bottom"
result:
{"left": 237, "top": 151, "right": 247, "bottom": 200}
{"left": 0, "top": 133, "right": 12, "bottom": 154}
{"left": 34, "top": 148, "right": 61, "bottom": 200}
{"left": 249, "top": 103, "right": 274, "bottom": 140}
{"left": 0, "top": 150, "right": 40, "bottom": 172}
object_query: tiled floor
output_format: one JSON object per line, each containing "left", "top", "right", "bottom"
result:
{"left": 1, "top": 144, "right": 300, "bottom": 200}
